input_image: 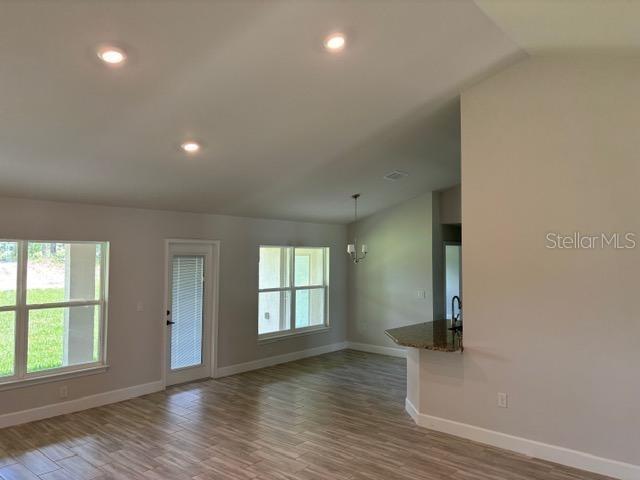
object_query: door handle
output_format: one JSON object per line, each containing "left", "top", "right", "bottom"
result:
{"left": 167, "top": 320, "right": 175, "bottom": 326}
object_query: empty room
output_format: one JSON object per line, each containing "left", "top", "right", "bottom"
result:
{"left": 0, "top": 1, "right": 638, "bottom": 479}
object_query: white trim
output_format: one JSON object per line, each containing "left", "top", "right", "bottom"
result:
{"left": 214, "top": 341, "right": 347, "bottom": 378}
{"left": 0, "top": 381, "right": 163, "bottom": 429}
{"left": 100, "top": 242, "right": 110, "bottom": 368}
{"left": 258, "top": 325, "right": 331, "bottom": 344}
{"left": 25, "top": 299, "right": 100, "bottom": 310}
{"left": 0, "top": 365, "right": 107, "bottom": 390}
{"left": 15, "top": 241, "right": 27, "bottom": 380}
{"left": 405, "top": 398, "right": 640, "bottom": 480}
{"left": 404, "top": 396, "right": 420, "bottom": 422}
{"left": 210, "top": 243, "right": 220, "bottom": 384}
{"left": 345, "top": 341, "right": 407, "bottom": 358}
{"left": 259, "top": 285, "right": 325, "bottom": 293}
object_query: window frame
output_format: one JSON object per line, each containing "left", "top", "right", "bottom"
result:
{"left": 258, "top": 245, "right": 330, "bottom": 340}
{"left": 0, "top": 239, "right": 109, "bottom": 388}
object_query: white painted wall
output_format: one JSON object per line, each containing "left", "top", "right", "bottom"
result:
{"left": 439, "top": 185, "right": 461, "bottom": 225}
{"left": 0, "top": 197, "right": 347, "bottom": 415}
{"left": 347, "top": 192, "right": 433, "bottom": 348}
{"left": 417, "top": 56, "right": 639, "bottom": 466}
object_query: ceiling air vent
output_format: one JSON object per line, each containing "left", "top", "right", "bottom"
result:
{"left": 383, "top": 170, "right": 409, "bottom": 181}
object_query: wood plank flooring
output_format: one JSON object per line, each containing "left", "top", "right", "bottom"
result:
{"left": 0, "top": 350, "right": 612, "bottom": 479}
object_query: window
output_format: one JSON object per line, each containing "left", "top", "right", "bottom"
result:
{"left": 0, "top": 240, "right": 108, "bottom": 385}
{"left": 258, "top": 246, "right": 329, "bottom": 337}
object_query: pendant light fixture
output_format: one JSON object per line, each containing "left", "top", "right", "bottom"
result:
{"left": 347, "top": 193, "right": 367, "bottom": 264}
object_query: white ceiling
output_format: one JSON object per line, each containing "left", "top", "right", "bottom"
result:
{"left": 475, "top": 0, "right": 640, "bottom": 54}
{"left": 0, "top": 0, "right": 521, "bottom": 223}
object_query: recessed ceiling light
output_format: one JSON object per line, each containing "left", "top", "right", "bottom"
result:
{"left": 324, "top": 33, "right": 346, "bottom": 52}
{"left": 97, "top": 46, "right": 127, "bottom": 65}
{"left": 181, "top": 141, "right": 201, "bottom": 153}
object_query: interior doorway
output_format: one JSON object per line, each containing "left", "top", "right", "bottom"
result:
{"left": 444, "top": 242, "right": 461, "bottom": 320}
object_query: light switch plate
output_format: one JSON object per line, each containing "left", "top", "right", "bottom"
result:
{"left": 497, "top": 392, "right": 508, "bottom": 408}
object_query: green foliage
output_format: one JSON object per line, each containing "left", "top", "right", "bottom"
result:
{"left": 0, "top": 288, "right": 99, "bottom": 377}
{"left": 0, "top": 311, "right": 15, "bottom": 376}
{"left": 28, "top": 242, "right": 66, "bottom": 264}
{"left": 0, "top": 242, "right": 17, "bottom": 263}
{"left": 27, "top": 307, "right": 65, "bottom": 372}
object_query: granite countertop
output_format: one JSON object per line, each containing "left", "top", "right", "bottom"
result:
{"left": 385, "top": 319, "right": 462, "bottom": 352}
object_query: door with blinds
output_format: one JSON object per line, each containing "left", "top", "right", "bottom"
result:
{"left": 166, "top": 242, "right": 214, "bottom": 386}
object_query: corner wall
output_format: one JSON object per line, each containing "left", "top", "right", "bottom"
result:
{"left": 419, "top": 57, "right": 640, "bottom": 469}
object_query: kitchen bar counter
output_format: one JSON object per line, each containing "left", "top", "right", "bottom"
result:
{"left": 385, "top": 320, "right": 462, "bottom": 352}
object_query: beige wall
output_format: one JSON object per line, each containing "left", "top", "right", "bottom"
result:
{"left": 347, "top": 193, "right": 433, "bottom": 347}
{"left": 0, "top": 197, "right": 347, "bottom": 415}
{"left": 439, "top": 184, "right": 461, "bottom": 225}
{"left": 418, "top": 57, "right": 640, "bottom": 465}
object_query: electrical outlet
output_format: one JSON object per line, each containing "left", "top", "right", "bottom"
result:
{"left": 59, "top": 386, "right": 68, "bottom": 399}
{"left": 264, "top": 312, "right": 270, "bottom": 320}
{"left": 136, "top": 301, "right": 144, "bottom": 312}
{"left": 497, "top": 392, "right": 508, "bottom": 408}
{"left": 417, "top": 290, "right": 426, "bottom": 299}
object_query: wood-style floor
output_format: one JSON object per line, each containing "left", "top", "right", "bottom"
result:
{"left": 0, "top": 350, "right": 611, "bottom": 480}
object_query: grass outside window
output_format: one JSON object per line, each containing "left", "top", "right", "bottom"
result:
{"left": 0, "top": 288, "right": 100, "bottom": 375}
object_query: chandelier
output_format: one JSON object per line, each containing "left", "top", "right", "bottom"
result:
{"left": 347, "top": 193, "right": 367, "bottom": 264}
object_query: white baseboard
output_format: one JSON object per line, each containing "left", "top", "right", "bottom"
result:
{"left": 0, "top": 381, "right": 164, "bottom": 429}
{"left": 214, "top": 341, "right": 348, "bottom": 378}
{"left": 405, "top": 398, "right": 639, "bottom": 480}
{"left": 345, "top": 341, "right": 407, "bottom": 358}
{"left": 0, "top": 343, "right": 351, "bottom": 428}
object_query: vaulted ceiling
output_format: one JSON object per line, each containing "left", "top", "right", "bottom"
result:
{"left": 475, "top": 0, "right": 640, "bottom": 54}
{"left": 0, "top": 0, "right": 522, "bottom": 223}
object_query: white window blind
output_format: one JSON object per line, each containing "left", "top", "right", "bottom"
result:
{"left": 170, "top": 255, "right": 204, "bottom": 370}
